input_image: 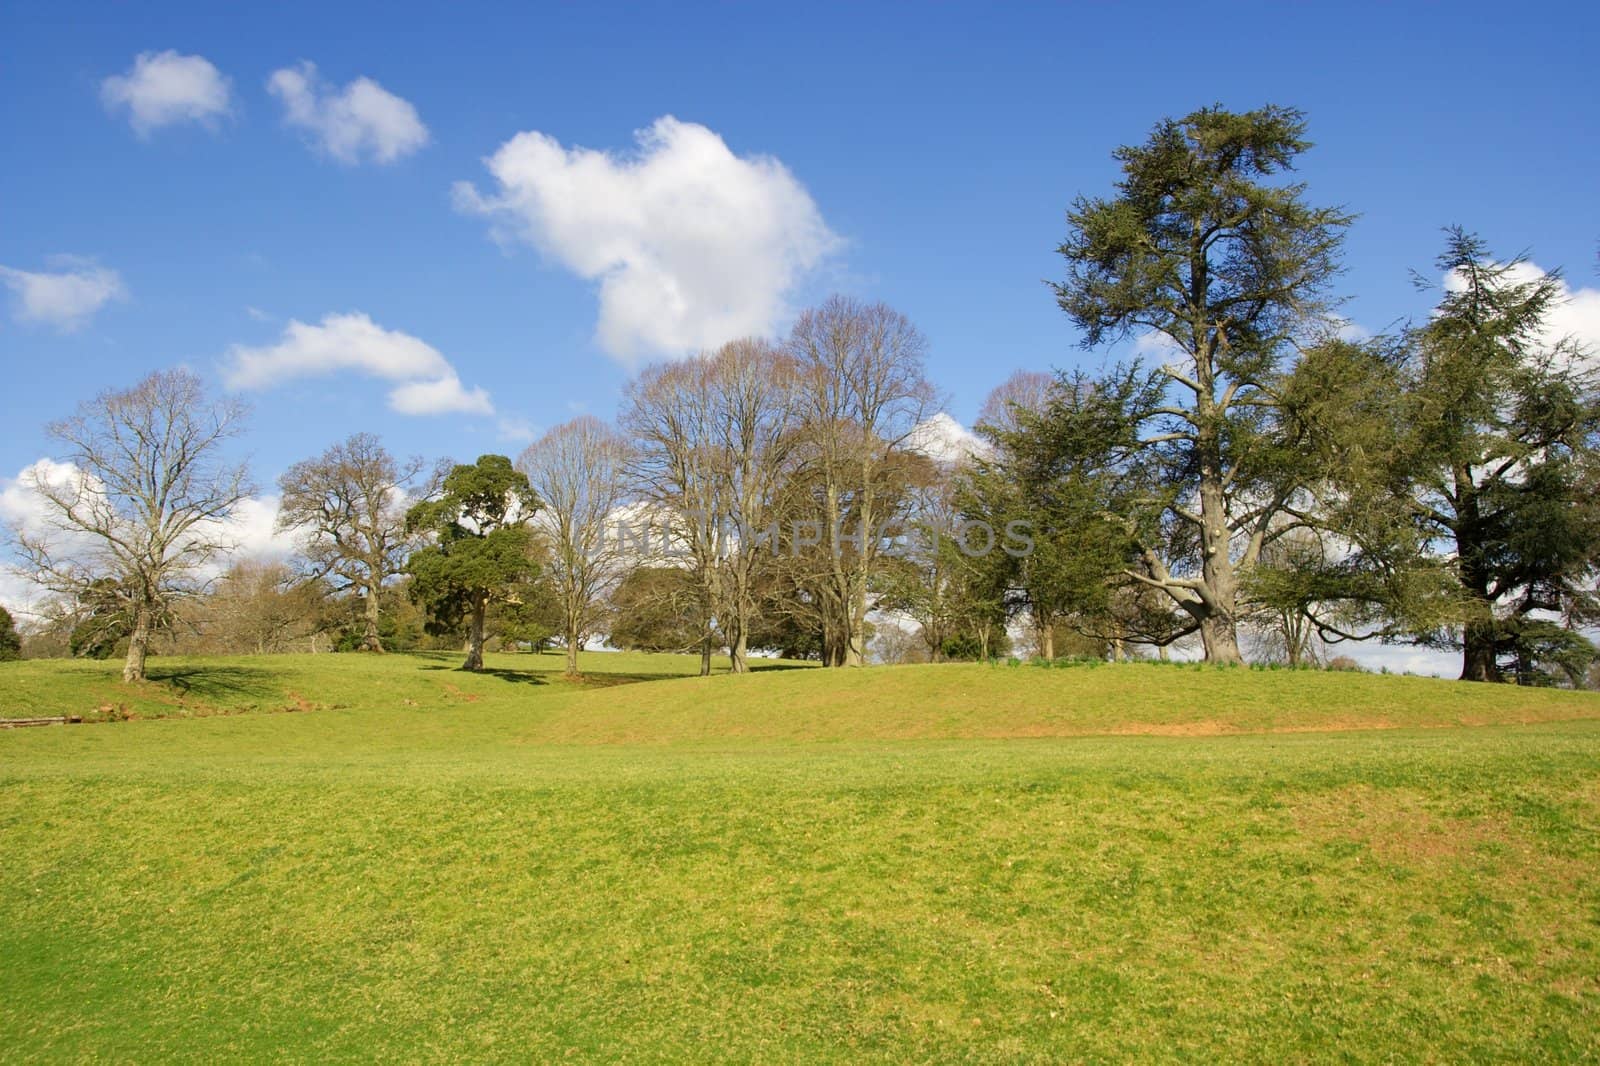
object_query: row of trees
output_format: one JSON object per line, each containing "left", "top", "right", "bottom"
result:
{"left": 7, "top": 104, "right": 1597, "bottom": 685}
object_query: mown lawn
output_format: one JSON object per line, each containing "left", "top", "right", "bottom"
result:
{"left": 2, "top": 654, "right": 1599, "bottom": 1061}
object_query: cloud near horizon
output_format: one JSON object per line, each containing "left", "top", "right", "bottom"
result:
{"left": 268, "top": 61, "right": 429, "bottom": 164}
{"left": 101, "top": 50, "right": 232, "bottom": 136}
{"left": 223, "top": 312, "right": 492, "bottom": 416}
{"left": 0, "top": 458, "right": 295, "bottom": 615}
{"left": 454, "top": 116, "right": 840, "bottom": 365}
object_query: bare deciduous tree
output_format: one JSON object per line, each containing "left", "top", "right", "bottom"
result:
{"left": 623, "top": 359, "right": 728, "bottom": 675}
{"left": 977, "top": 370, "right": 1054, "bottom": 436}
{"left": 623, "top": 338, "right": 800, "bottom": 674}
{"left": 14, "top": 369, "right": 251, "bottom": 682}
{"left": 707, "top": 339, "right": 801, "bottom": 673}
{"left": 183, "top": 557, "right": 328, "bottom": 655}
{"left": 277, "top": 432, "right": 441, "bottom": 653}
{"left": 516, "top": 418, "right": 632, "bottom": 677}
{"left": 786, "top": 296, "right": 938, "bottom": 666}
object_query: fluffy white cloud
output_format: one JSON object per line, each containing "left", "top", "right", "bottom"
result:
{"left": 197, "top": 494, "right": 296, "bottom": 564}
{"left": 387, "top": 376, "right": 493, "bottom": 417}
{"left": 101, "top": 50, "right": 232, "bottom": 135}
{"left": 454, "top": 116, "right": 840, "bottom": 364}
{"left": 223, "top": 312, "right": 493, "bottom": 416}
{"left": 267, "top": 62, "right": 429, "bottom": 164}
{"left": 0, "top": 259, "right": 125, "bottom": 331}
{"left": 906, "top": 413, "right": 988, "bottom": 465}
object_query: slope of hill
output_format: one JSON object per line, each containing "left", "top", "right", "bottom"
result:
{"left": 3, "top": 654, "right": 1598, "bottom": 1061}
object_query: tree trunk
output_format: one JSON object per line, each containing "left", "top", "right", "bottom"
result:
{"left": 1197, "top": 465, "right": 1243, "bottom": 665}
{"left": 700, "top": 635, "right": 713, "bottom": 677}
{"left": 122, "top": 604, "right": 151, "bottom": 683}
{"left": 1199, "top": 614, "right": 1242, "bottom": 665}
{"left": 1460, "top": 621, "right": 1501, "bottom": 682}
{"left": 842, "top": 582, "right": 867, "bottom": 667}
{"left": 361, "top": 585, "right": 384, "bottom": 653}
{"left": 842, "top": 626, "right": 865, "bottom": 666}
{"left": 1456, "top": 505, "right": 1502, "bottom": 683}
{"left": 729, "top": 621, "right": 748, "bottom": 674}
{"left": 1038, "top": 617, "right": 1054, "bottom": 661}
{"left": 564, "top": 629, "right": 580, "bottom": 676}
{"left": 462, "top": 598, "right": 486, "bottom": 672}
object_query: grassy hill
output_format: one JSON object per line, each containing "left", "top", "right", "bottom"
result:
{"left": 3, "top": 653, "right": 1599, "bottom": 1060}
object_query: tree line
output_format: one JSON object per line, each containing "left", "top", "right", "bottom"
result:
{"left": 7, "top": 104, "right": 1597, "bottom": 685}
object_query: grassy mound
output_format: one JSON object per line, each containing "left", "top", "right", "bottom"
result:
{"left": 3, "top": 654, "right": 1599, "bottom": 1060}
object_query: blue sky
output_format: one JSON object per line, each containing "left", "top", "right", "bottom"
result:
{"left": 3, "top": 2, "right": 1599, "bottom": 668}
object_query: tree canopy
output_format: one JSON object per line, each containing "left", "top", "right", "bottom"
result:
{"left": 404, "top": 455, "right": 539, "bottom": 672}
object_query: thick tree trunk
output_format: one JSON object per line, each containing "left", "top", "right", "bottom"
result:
{"left": 729, "top": 621, "right": 748, "bottom": 674}
{"left": 1456, "top": 505, "right": 1502, "bottom": 683}
{"left": 361, "top": 585, "right": 384, "bottom": 653}
{"left": 842, "top": 581, "right": 867, "bottom": 667}
{"left": 1460, "top": 621, "right": 1501, "bottom": 682}
{"left": 1196, "top": 432, "right": 1244, "bottom": 665}
{"left": 1037, "top": 614, "right": 1054, "bottom": 661}
{"left": 842, "top": 626, "right": 865, "bottom": 667}
{"left": 122, "top": 604, "right": 151, "bottom": 683}
{"left": 1199, "top": 614, "right": 1243, "bottom": 665}
{"left": 463, "top": 598, "right": 486, "bottom": 672}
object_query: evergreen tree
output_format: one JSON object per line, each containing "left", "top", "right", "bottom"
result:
{"left": 1385, "top": 231, "right": 1600, "bottom": 681}
{"left": 1052, "top": 104, "right": 1351, "bottom": 661}
{"left": 0, "top": 605, "right": 21, "bottom": 661}
{"left": 404, "top": 455, "right": 539, "bottom": 672}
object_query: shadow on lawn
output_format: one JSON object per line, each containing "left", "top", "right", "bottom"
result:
{"left": 145, "top": 665, "right": 282, "bottom": 703}
{"left": 409, "top": 659, "right": 550, "bottom": 685}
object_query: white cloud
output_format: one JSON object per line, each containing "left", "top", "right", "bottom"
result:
{"left": 906, "top": 413, "right": 988, "bottom": 465}
{"left": 1131, "top": 330, "right": 1184, "bottom": 358}
{"left": 388, "top": 376, "right": 493, "bottom": 417}
{"left": 267, "top": 62, "right": 429, "bottom": 164}
{"left": 1332, "top": 317, "right": 1371, "bottom": 342}
{"left": 0, "top": 259, "right": 126, "bottom": 331}
{"left": 496, "top": 417, "right": 538, "bottom": 443}
{"left": 101, "top": 50, "right": 232, "bottom": 136}
{"left": 1, "top": 460, "right": 295, "bottom": 615}
{"left": 197, "top": 494, "right": 296, "bottom": 564}
{"left": 454, "top": 115, "right": 840, "bottom": 364}
{"left": 223, "top": 311, "right": 493, "bottom": 417}
{"left": 1444, "top": 261, "right": 1600, "bottom": 360}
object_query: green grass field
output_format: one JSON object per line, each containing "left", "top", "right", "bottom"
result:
{"left": 4, "top": 652, "right": 1600, "bottom": 1061}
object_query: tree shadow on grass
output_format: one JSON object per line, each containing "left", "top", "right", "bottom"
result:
{"left": 145, "top": 665, "right": 282, "bottom": 703}
{"left": 409, "top": 661, "right": 549, "bottom": 685}
{"left": 472, "top": 667, "right": 548, "bottom": 686}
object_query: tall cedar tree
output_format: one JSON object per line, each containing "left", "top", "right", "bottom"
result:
{"left": 404, "top": 455, "right": 538, "bottom": 672}
{"left": 1392, "top": 231, "right": 1600, "bottom": 682}
{"left": 1052, "top": 105, "right": 1351, "bottom": 662}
